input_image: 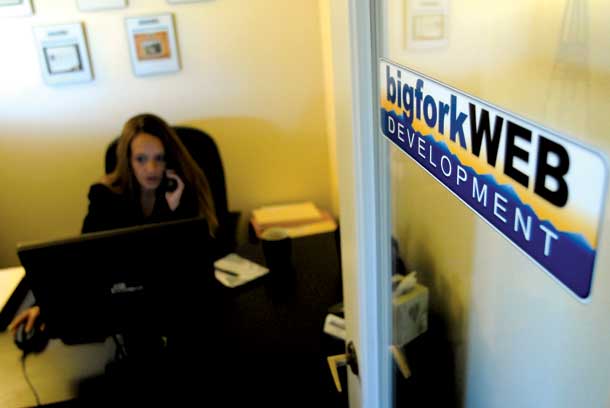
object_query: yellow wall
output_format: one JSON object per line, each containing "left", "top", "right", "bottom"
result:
{"left": 0, "top": 0, "right": 333, "bottom": 267}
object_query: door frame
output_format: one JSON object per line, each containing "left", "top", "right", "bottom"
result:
{"left": 338, "top": 0, "right": 392, "bottom": 406}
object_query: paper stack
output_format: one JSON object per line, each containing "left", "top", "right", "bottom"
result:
{"left": 250, "top": 201, "right": 337, "bottom": 238}
{"left": 0, "top": 267, "right": 24, "bottom": 309}
{"left": 0, "top": 267, "right": 26, "bottom": 329}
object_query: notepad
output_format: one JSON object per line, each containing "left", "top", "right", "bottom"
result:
{"left": 214, "top": 253, "right": 269, "bottom": 288}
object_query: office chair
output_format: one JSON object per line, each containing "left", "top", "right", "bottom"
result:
{"left": 105, "top": 125, "right": 240, "bottom": 256}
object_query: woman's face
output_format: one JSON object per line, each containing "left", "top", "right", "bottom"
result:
{"left": 130, "top": 132, "right": 166, "bottom": 192}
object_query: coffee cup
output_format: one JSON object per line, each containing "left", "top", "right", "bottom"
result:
{"left": 261, "top": 227, "right": 292, "bottom": 274}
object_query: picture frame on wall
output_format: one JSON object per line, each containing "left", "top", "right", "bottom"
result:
{"left": 0, "top": 0, "right": 33, "bottom": 17}
{"left": 166, "top": 0, "right": 205, "bottom": 4}
{"left": 125, "top": 14, "right": 180, "bottom": 77}
{"left": 77, "top": 0, "right": 127, "bottom": 12}
{"left": 33, "top": 23, "right": 94, "bottom": 85}
{"left": 403, "top": 0, "right": 449, "bottom": 50}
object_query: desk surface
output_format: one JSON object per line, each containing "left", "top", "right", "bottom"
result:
{"left": 175, "top": 231, "right": 346, "bottom": 405}
{"left": 0, "top": 333, "right": 112, "bottom": 407}
{"left": 224, "top": 231, "right": 343, "bottom": 353}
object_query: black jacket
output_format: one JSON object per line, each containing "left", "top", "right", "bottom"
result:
{"left": 81, "top": 183, "right": 198, "bottom": 234}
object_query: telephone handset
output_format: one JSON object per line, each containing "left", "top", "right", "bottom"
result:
{"left": 162, "top": 172, "right": 178, "bottom": 192}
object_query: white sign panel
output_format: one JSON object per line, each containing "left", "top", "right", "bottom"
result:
{"left": 379, "top": 59, "right": 608, "bottom": 301}
{"left": 0, "top": 0, "right": 33, "bottom": 17}
{"left": 125, "top": 14, "right": 180, "bottom": 77}
{"left": 77, "top": 0, "right": 126, "bottom": 12}
{"left": 34, "top": 23, "right": 93, "bottom": 85}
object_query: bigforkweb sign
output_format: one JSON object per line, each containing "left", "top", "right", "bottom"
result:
{"left": 379, "top": 59, "right": 608, "bottom": 301}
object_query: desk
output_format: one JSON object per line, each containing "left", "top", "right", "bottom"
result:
{"left": 0, "top": 333, "right": 112, "bottom": 407}
{"left": 0, "top": 231, "right": 346, "bottom": 407}
{"left": 216, "top": 231, "right": 346, "bottom": 405}
{"left": 0, "top": 267, "right": 113, "bottom": 407}
{"left": 161, "top": 231, "right": 346, "bottom": 406}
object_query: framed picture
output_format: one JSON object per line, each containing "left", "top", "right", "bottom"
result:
{"left": 403, "top": 0, "right": 449, "bottom": 50}
{"left": 33, "top": 23, "right": 93, "bottom": 85}
{"left": 166, "top": 0, "right": 205, "bottom": 3}
{"left": 0, "top": 0, "right": 33, "bottom": 17}
{"left": 413, "top": 14, "right": 445, "bottom": 41}
{"left": 77, "top": 0, "right": 127, "bottom": 12}
{"left": 125, "top": 14, "right": 180, "bottom": 77}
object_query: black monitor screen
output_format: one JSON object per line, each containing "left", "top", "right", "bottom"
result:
{"left": 17, "top": 217, "right": 215, "bottom": 344}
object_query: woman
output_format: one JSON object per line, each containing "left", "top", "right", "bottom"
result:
{"left": 10, "top": 113, "right": 218, "bottom": 335}
{"left": 82, "top": 113, "right": 217, "bottom": 233}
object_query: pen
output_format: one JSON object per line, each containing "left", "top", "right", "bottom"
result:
{"left": 215, "top": 267, "right": 239, "bottom": 277}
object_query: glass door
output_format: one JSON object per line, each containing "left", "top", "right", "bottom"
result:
{"left": 379, "top": 0, "right": 610, "bottom": 406}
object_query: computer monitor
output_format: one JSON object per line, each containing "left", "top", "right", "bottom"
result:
{"left": 17, "top": 217, "right": 216, "bottom": 344}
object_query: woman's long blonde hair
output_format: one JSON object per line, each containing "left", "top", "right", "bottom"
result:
{"left": 108, "top": 113, "right": 218, "bottom": 233}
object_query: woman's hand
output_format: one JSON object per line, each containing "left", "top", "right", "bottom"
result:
{"left": 164, "top": 169, "right": 185, "bottom": 211}
{"left": 8, "top": 306, "right": 43, "bottom": 334}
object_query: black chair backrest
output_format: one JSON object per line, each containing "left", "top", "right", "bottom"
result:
{"left": 105, "top": 126, "right": 239, "bottom": 254}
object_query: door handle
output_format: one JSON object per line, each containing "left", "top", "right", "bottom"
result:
{"left": 390, "top": 345, "right": 411, "bottom": 379}
{"left": 327, "top": 344, "right": 411, "bottom": 392}
{"left": 327, "top": 341, "right": 358, "bottom": 392}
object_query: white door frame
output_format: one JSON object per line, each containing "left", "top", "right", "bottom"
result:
{"left": 338, "top": 0, "right": 392, "bottom": 407}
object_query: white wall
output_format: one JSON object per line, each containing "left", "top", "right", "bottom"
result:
{"left": 0, "top": 0, "right": 333, "bottom": 267}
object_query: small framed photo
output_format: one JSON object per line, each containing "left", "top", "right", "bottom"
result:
{"left": 0, "top": 0, "right": 33, "bottom": 17}
{"left": 413, "top": 14, "right": 445, "bottom": 41}
{"left": 125, "top": 14, "right": 180, "bottom": 77}
{"left": 403, "top": 0, "right": 449, "bottom": 50}
{"left": 77, "top": 0, "right": 127, "bottom": 12}
{"left": 166, "top": 0, "right": 205, "bottom": 3}
{"left": 33, "top": 23, "right": 93, "bottom": 85}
